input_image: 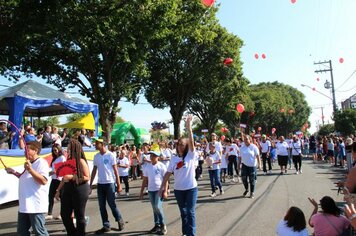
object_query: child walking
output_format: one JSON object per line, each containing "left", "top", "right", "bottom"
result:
{"left": 139, "top": 150, "right": 168, "bottom": 235}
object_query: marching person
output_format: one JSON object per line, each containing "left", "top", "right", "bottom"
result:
{"left": 259, "top": 135, "right": 272, "bottom": 175}
{"left": 6, "top": 141, "right": 50, "bottom": 235}
{"left": 291, "top": 135, "right": 303, "bottom": 174}
{"left": 89, "top": 138, "right": 125, "bottom": 234}
{"left": 206, "top": 142, "right": 223, "bottom": 197}
{"left": 139, "top": 149, "right": 168, "bottom": 235}
{"left": 160, "top": 115, "right": 198, "bottom": 236}
{"left": 240, "top": 135, "right": 261, "bottom": 199}
{"left": 225, "top": 137, "right": 240, "bottom": 182}
{"left": 55, "top": 139, "right": 90, "bottom": 236}
{"left": 276, "top": 136, "right": 289, "bottom": 175}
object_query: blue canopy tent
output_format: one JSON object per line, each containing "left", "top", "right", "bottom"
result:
{"left": 0, "top": 80, "right": 99, "bottom": 149}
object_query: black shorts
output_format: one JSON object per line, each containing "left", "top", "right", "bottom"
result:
{"left": 278, "top": 155, "right": 288, "bottom": 166}
{"left": 327, "top": 150, "right": 334, "bottom": 157}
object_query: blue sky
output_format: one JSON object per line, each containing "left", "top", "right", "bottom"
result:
{"left": 1, "top": 0, "right": 356, "bottom": 133}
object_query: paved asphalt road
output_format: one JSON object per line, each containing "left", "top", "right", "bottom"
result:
{"left": 0, "top": 157, "right": 347, "bottom": 236}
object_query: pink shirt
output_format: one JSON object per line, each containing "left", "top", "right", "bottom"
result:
{"left": 311, "top": 213, "right": 350, "bottom": 236}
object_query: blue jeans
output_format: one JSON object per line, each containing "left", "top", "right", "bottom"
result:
{"left": 208, "top": 169, "right": 222, "bottom": 193}
{"left": 148, "top": 191, "right": 165, "bottom": 225}
{"left": 241, "top": 164, "right": 257, "bottom": 193}
{"left": 174, "top": 187, "right": 198, "bottom": 236}
{"left": 17, "top": 212, "right": 49, "bottom": 236}
{"left": 97, "top": 183, "right": 122, "bottom": 228}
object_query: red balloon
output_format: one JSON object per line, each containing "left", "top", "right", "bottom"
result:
{"left": 312, "top": 87, "right": 316, "bottom": 91}
{"left": 223, "top": 57, "right": 233, "bottom": 65}
{"left": 280, "top": 108, "right": 285, "bottom": 113}
{"left": 316, "top": 78, "right": 320, "bottom": 81}
{"left": 201, "top": 0, "right": 215, "bottom": 7}
{"left": 236, "top": 103, "right": 245, "bottom": 113}
{"left": 254, "top": 53, "right": 259, "bottom": 59}
{"left": 221, "top": 135, "right": 225, "bottom": 141}
{"left": 291, "top": 0, "right": 297, "bottom": 3}
{"left": 261, "top": 53, "right": 266, "bottom": 59}
{"left": 257, "top": 127, "right": 262, "bottom": 131}
{"left": 221, "top": 127, "right": 228, "bottom": 133}
{"left": 339, "top": 57, "right": 344, "bottom": 63}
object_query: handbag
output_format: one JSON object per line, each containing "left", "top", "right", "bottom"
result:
{"left": 323, "top": 214, "right": 352, "bottom": 236}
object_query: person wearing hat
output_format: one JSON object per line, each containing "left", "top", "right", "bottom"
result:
{"left": 139, "top": 149, "right": 168, "bottom": 235}
{"left": 89, "top": 138, "right": 125, "bottom": 234}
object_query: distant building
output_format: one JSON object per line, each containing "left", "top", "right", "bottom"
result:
{"left": 341, "top": 93, "right": 356, "bottom": 110}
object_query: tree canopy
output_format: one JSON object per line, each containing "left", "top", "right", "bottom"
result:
{"left": 334, "top": 109, "right": 356, "bottom": 135}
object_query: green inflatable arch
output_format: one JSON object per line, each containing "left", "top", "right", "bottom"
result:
{"left": 110, "top": 122, "right": 142, "bottom": 146}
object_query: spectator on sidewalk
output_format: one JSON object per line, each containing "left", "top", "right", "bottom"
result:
{"left": 276, "top": 206, "right": 308, "bottom": 236}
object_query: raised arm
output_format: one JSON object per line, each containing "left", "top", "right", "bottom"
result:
{"left": 185, "top": 114, "right": 195, "bottom": 152}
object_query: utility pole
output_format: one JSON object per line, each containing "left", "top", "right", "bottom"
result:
{"left": 314, "top": 60, "right": 337, "bottom": 113}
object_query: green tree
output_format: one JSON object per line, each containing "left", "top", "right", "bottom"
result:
{"left": 249, "top": 82, "right": 311, "bottom": 136}
{"left": 318, "top": 124, "right": 335, "bottom": 136}
{"left": 144, "top": 2, "right": 235, "bottom": 138}
{"left": 334, "top": 109, "right": 356, "bottom": 135}
{"left": 186, "top": 25, "right": 248, "bottom": 134}
{"left": 34, "top": 116, "right": 60, "bottom": 129}
{"left": 1, "top": 0, "right": 177, "bottom": 142}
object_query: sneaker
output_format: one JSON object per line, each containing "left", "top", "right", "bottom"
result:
{"left": 231, "top": 178, "right": 236, "bottom": 182}
{"left": 45, "top": 215, "right": 53, "bottom": 220}
{"left": 263, "top": 172, "right": 267, "bottom": 175}
{"left": 243, "top": 190, "right": 248, "bottom": 197}
{"left": 125, "top": 192, "right": 130, "bottom": 196}
{"left": 118, "top": 218, "right": 125, "bottom": 231}
{"left": 250, "top": 193, "right": 255, "bottom": 199}
{"left": 268, "top": 170, "right": 272, "bottom": 174}
{"left": 95, "top": 227, "right": 111, "bottom": 234}
{"left": 210, "top": 192, "right": 216, "bottom": 197}
{"left": 237, "top": 177, "right": 241, "bottom": 183}
{"left": 85, "top": 216, "right": 90, "bottom": 226}
{"left": 115, "top": 192, "right": 120, "bottom": 198}
{"left": 159, "top": 224, "right": 167, "bottom": 235}
{"left": 54, "top": 215, "right": 62, "bottom": 220}
{"left": 149, "top": 224, "right": 161, "bottom": 234}
{"left": 295, "top": 171, "right": 299, "bottom": 175}
{"left": 300, "top": 169, "right": 303, "bottom": 173}
{"left": 220, "top": 189, "right": 225, "bottom": 195}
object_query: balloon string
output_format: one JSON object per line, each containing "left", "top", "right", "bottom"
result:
{"left": 0, "top": 119, "right": 29, "bottom": 160}
{"left": 0, "top": 157, "right": 7, "bottom": 168}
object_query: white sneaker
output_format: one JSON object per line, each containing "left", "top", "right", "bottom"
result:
{"left": 220, "top": 189, "right": 224, "bottom": 195}
{"left": 126, "top": 192, "right": 130, "bottom": 196}
{"left": 268, "top": 170, "right": 272, "bottom": 174}
{"left": 54, "top": 215, "right": 62, "bottom": 220}
{"left": 210, "top": 192, "right": 216, "bottom": 197}
{"left": 45, "top": 215, "right": 53, "bottom": 220}
{"left": 300, "top": 169, "right": 303, "bottom": 174}
{"left": 295, "top": 171, "right": 299, "bottom": 175}
{"left": 237, "top": 177, "right": 241, "bottom": 183}
{"left": 231, "top": 178, "right": 236, "bottom": 183}
{"left": 263, "top": 172, "right": 267, "bottom": 175}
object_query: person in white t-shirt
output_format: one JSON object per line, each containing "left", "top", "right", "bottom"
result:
{"left": 276, "top": 136, "right": 290, "bottom": 175}
{"left": 291, "top": 136, "right": 303, "bottom": 174}
{"left": 225, "top": 137, "right": 240, "bottom": 182}
{"left": 206, "top": 143, "right": 223, "bottom": 197}
{"left": 160, "top": 141, "right": 172, "bottom": 168}
{"left": 160, "top": 115, "right": 198, "bottom": 236}
{"left": 259, "top": 135, "right": 272, "bottom": 175}
{"left": 117, "top": 150, "right": 130, "bottom": 196}
{"left": 139, "top": 150, "right": 168, "bottom": 235}
{"left": 6, "top": 141, "right": 50, "bottom": 236}
{"left": 276, "top": 206, "right": 309, "bottom": 236}
{"left": 89, "top": 139, "right": 125, "bottom": 234}
{"left": 240, "top": 135, "right": 261, "bottom": 199}
{"left": 140, "top": 143, "right": 151, "bottom": 176}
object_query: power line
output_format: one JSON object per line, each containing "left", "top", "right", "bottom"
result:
{"left": 338, "top": 85, "right": 356, "bottom": 93}
{"left": 335, "top": 69, "right": 356, "bottom": 91}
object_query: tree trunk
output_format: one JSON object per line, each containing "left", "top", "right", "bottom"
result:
{"left": 170, "top": 108, "right": 184, "bottom": 139}
{"left": 98, "top": 104, "right": 116, "bottom": 144}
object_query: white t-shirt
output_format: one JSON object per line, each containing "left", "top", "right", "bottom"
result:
{"left": 226, "top": 143, "right": 239, "bottom": 156}
{"left": 260, "top": 140, "right": 271, "bottom": 153}
{"left": 276, "top": 220, "right": 308, "bottom": 236}
{"left": 143, "top": 162, "right": 167, "bottom": 192}
{"left": 276, "top": 141, "right": 289, "bottom": 156}
{"left": 51, "top": 155, "right": 66, "bottom": 180}
{"left": 161, "top": 148, "right": 172, "bottom": 167}
{"left": 207, "top": 151, "right": 221, "bottom": 170}
{"left": 140, "top": 152, "right": 151, "bottom": 174}
{"left": 167, "top": 151, "right": 198, "bottom": 191}
{"left": 286, "top": 138, "right": 293, "bottom": 149}
{"left": 221, "top": 153, "right": 228, "bottom": 169}
{"left": 240, "top": 144, "right": 260, "bottom": 167}
{"left": 291, "top": 140, "right": 302, "bottom": 156}
{"left": 93, "top": 151, "right": 116, "bottom": 184}
{"left": 117, "top": 157, "right": 130, "bottom": 177}
{"left": 19, "top": 158, "right": 49, "bottom": 213}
